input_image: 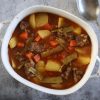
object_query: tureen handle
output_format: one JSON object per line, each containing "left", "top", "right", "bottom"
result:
{"left": 90, "top": 56, "right": 100, "bottom": 78}
{"left": 0, "top": 20, "right": 11, "bottom": 44}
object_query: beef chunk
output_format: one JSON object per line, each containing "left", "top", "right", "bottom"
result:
{"left": 27, "top": 42, "right": 45, "bottom": 53}
{"left": 61, "top": 66, "right": 72, "bottom": 80}
{"left": 30, "top": 42, "right": 41, "bottom": 52}
{"left": 24, "top": 37, "right": 45, "bottom": 53}
{"left": 20, "top": 21, "right": 29, "bottom": 30}
{"left": 24, "top": 60, "right": 36, "bottom": 78}
{"left": 61, "top": 65, "right": 84, "bottom": 82}
{"left": 15, "top": 52, "right": 25, "bottom": 62}
{"left": 52, "top": 28, "right": 65, "bottom": 39}
{"left": 73, "top": 67, "right": 83, "bottom": 82}
{"left": 76, "top": 34, "right": 89, "bottom": 47}
{"left": 26, "top": 38, "right": 33, "bottom": 45}
{"left": 15, "top": 52, "right": 26, "bottom": 69}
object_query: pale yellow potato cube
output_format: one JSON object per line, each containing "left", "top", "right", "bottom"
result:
{"left": 36, "top": 60, "right": 45, "bottom": 72}
{"left": 36, "top": 13, "right": 48, "bottom": 27}
{"left": 78, "top": 56, "right": 91, "bottom": 65}
{"left": 58, "top": 17, "right": 64, "bottom": 28}
{"left": 9, "top": 37, "right": 17, "bottom": 48}
{"left": 37, "top": 30, "right": 51, "bottom": 39}
{"left": 45, "top": 60, "right": 61, "bottom": 72}
{"left": 74, "top": 27, "right": 81, "bottom": 35}
{"left": 29, "top": 14, "right": 36, "bottom": 28}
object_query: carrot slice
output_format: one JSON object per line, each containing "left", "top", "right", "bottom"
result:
{"left": 35, "top": 35, "right": 41, "bottom": 42}
{"left": 50, "top": 40, "right": 58, "bottom": 47}
{"left": 70, "top": 40, "right": 77, "bottom": 47}
{"left": 33, "top": 54, "right": 40, "bottom": 62}
{"left": 20, "top": 32, "right": 28, "bottom": 40}
{"left": 17, "top": 42, "right": 24, "bottom": 48}
{"left": 26, "top": 52, "right": 33, "bottom": 59}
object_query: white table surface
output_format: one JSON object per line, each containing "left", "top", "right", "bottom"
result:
{"left": 0, "top": 0, "right": 100, "bottom": 100}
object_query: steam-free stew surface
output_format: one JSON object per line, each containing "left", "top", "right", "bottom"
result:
{"left": 8, "top": 13, "right": 91, "bottom": 89}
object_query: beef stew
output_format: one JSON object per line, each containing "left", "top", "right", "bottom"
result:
{"left": 8, "top": 12, "right": 91, "bottom": 89}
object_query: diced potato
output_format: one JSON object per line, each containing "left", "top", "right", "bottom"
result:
{"left": 78, "top": 56, "right": 91, "bottom": 65}
{"left": 74, "top": 27, "right": 81, "bottom": 35}
{"left": 11, "top": 58, "right": 16, "bottom": 68}
{"left": 9, "top": 37, "right": 17, "bottom": 48}
{"left": 41, "top": 76, "right": 63, "bottom": 84}
{"left": 36, "top": 13, "right": 48, "bottom": 27}
{"left": 29, "top": 14, "right": 36, "bottom": 28}
{"left": 37, "top": 30, "right": 51, "bottom": 39}
{"left": 36, "top": 60, "right": 45, "bottom": 72}
{"left": 45, "top": 60, "right": 61, "bottom": 72}
{"left": 58, "top": 17, "right": 64, "bottom": 28}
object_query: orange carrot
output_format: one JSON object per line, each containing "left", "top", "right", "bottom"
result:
{"left": 35, "top": 35, "right": 41, "bottom": 42}
{"left": 26, "top": 52, "right": 33, "bottom": 59}
{"left": 20, "top": 32, "right": 28, "bottom": 40}
{"left": 49, "top": 40, "right": 58, "bottom": 47}
{"left": 70, "top": 40, "right": 77, "bottom": 47}
{"left": 33, "top": 54, "right": 40, "bottom": 62}
{"left": 17, "top": 42, "right": 24, "bottom": 48}
{"left": 42, "top": 23, "right": 52, "bottom": 30}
